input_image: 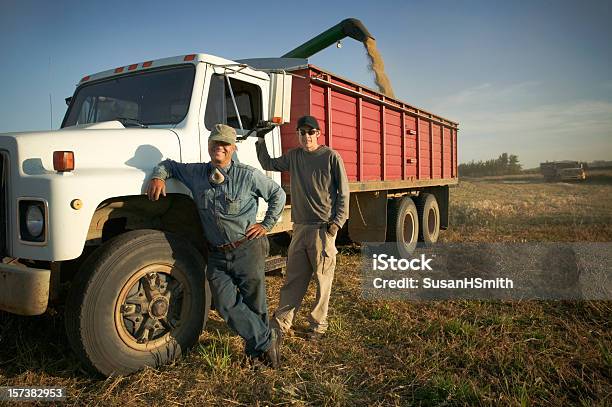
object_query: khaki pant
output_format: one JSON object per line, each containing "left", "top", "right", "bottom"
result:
{"left": 273, "top": 223, "right": 337, "bottom": 334}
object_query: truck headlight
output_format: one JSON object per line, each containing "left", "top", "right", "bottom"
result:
{"left": 26, "top": 205, "right": 44, "bottom": 237}
{"left": 19, "top": 200, "right": 47, "bottom": 243}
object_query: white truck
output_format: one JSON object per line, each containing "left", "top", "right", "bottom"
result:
{"left": 1, "top": 46, "right": 457, "bottom": 375}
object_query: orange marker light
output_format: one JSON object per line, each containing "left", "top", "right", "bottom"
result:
{"left": 114, "top": 67, "right": 124, "bottom": 73}
{"left": 128, "top": 64, "right": 138, "bottom": 71}
{"left": 272, "top": 117, "right": 283, "bottom": 124}
{"left": 184, "top": 54, "right": 196, "bottom": 61}
{"left": 142, "top": 61, "right": 153, "bottom": 67}
{"left": 53, "top": 151, "right": 75, "bottom": 172}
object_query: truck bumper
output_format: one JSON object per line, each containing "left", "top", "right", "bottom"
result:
{"left": 0, "top": 263, "right": 50, "bottom": 315}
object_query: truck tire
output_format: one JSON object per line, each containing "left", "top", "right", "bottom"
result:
{"left": 65, "top": 229, "right": 210, "bottom": 376}
{"left": 415, "top": 193, "right": 440, "bottom": 244}
{"left": 386, "top": 196, "right": 419, "bottom": 257}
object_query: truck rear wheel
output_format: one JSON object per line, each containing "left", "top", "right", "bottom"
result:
{"left": 386, "top": 196, "right": 419, "bottom": 257}
{"left": 416, "top": 193, "right": 440, "bottom": 244}
{"left": 65, "top": 230, "right": 210, "bottom": 376}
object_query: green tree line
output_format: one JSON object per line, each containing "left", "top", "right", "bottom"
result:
{"left": 458, "top": 153, "right": 522, "bottom": 177}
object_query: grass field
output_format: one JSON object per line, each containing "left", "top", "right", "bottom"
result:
{"left": 1, "top": 175, "right": 611, "bottom": 406}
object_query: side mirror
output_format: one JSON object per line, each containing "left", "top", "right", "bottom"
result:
{"left": 65, "top": 96, "right": 72, "bottom": 106}
{"left": 268, "top": 71, "right": 292, "bottom": 124}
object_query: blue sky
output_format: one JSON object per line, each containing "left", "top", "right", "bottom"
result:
{"left": 1, "top": 0, "right": 610, "bottom": 168}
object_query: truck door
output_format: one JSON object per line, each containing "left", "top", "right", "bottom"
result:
{"left": 199, "top": 66, "right": 283, "bottom": 221}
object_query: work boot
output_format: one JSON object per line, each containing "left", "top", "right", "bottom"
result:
{"left": 306, "top": 329, "right": 325, "bottom": 341}
{"left": 262, "top": 329, "right": 281, "bottom": 368}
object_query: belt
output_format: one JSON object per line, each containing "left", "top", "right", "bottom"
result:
{"left": 210, "top": 237, "right": 249, "bottom": 252}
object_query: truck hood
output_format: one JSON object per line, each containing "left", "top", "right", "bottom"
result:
{"left": 0, "top": 122, "right": 182, "bottom": 176}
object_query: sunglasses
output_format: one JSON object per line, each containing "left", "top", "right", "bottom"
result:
{"left": 297, "top": 128, "right": 318, "bottom": 136}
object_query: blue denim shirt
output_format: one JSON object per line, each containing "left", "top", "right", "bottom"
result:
{"left": 151, "top": 159, "right": 286, "bottom": 247}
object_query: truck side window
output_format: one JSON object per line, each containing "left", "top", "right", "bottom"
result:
{"left": 204, "top": 74, "right": 262, "bottom": 131}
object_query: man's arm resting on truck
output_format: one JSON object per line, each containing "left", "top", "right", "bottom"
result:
{"left": 328, "top": 152, "right": 350, "bottom": 235}
{"left": 147, "top": 159, "right": 202, "bottom": 201}
{"left": 255, "top": 137, "right": 290, "bottom": 172}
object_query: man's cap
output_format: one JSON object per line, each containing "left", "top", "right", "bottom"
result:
{"left": 296, "top": 115, "right": 320, "bottom": 130}
{"left": 209, "top": 124, "right": 236, "bottom": 145}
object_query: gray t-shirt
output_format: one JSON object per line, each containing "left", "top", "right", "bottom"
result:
{"left": 256, "top": 139, "right": 349, "bottom": 228}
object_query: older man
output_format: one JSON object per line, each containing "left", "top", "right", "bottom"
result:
{"left": 256, "top": 115, "right": 349, "bottom": 341}
{"left": 147, "top": 124, "right": 286, "bottom": 367}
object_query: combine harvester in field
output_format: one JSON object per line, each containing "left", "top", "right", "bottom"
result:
{"left": 0, "top": 18, "right": 458, "bottom": 375}
{"left": 540, "top": 160, "right": 587, "bottom": 182}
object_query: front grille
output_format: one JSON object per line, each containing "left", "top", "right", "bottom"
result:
{"left": 0, "top": 152, "right": 7, "bottom": 257}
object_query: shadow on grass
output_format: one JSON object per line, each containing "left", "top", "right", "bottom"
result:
{"left": 0, "top": 310, "right": 87, "bottom": 380}
{"left": 584, "top": 173, "right": 612, "bottom": 185}
{"left": 0, "top": 309, "right": 238, "bottom": 381}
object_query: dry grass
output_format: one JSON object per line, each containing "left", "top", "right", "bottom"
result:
{"left": 446, "top": 172, "right": 612, "bottom": 243}
{"left": 1, "top": 177, "right": 611, "bottom": 406}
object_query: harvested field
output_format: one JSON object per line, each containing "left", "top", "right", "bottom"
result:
{"left": 1, "top": 176, "right": 611, "bottom": 406}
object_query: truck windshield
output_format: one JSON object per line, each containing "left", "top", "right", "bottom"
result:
{"left": 62, "top": 65, "right": 195, "bottom": 128}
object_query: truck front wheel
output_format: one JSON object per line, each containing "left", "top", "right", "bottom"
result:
{"left": 65, "top": 230, "right": 210, "bottom": 376}
{"left": 386, "top": 196, "right": 419, "bottom": 257}
{"left": 416, "top": 193, "right": 440, "bottom": 244}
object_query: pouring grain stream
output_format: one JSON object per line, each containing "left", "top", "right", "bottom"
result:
{"left": 364, "top": 37, "right": 395, "bottom": 98}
